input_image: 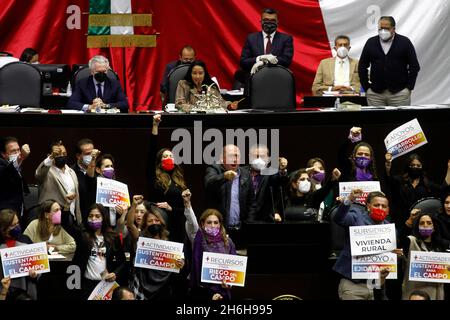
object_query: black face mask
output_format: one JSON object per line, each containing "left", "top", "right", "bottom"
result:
{"left": 94, "top": 72, "right": 107, "bottom": 83}
{"left": 147, "top": 224, "right": 163, "bottom": 236}
{"left": 408, "top": 167, "right": 422, "bottom": 178}
{"left": 262, "top": 21, "right": 277, "bottom": 34}
{"left": 54, "top": 156, "right": 68, "bottom": 169}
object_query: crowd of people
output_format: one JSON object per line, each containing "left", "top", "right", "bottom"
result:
{"left": 1, "top": 113, "right": 450, "bottom": 301}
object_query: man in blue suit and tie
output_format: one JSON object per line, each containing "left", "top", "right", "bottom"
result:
{"left": 240, "top": 8, "right": 294, "bottom": 74}
{"left": 67, "top": 55, "right": 129, "bottom": 113}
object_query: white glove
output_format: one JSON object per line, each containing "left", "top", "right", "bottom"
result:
{"left": 258, "top": 54, "right": 278, "bottom": 65}
{"left": 250, "top": 60, "right": 264, "bottom": 75}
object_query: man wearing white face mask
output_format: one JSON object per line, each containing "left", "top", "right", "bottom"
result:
{"left": 72, "top": 138, "right": 95, "bottom": 221}
{"left": 246, "top": 144, "right": 289, "bottom": 223}
{"left": 312, "top": 35, "right": 361, "bottom": 96}
{"left": 359, "top": 16, "right": 420, "bottom": 106}
{"left": 0, "top": 136, "right": 31, "bottom": 215}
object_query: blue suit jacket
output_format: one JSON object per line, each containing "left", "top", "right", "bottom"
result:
{"left": 67, "top": 76, "right": 129, "bottom": 113}
{"left": 240, "top": 31, "right": 294, "bottom": 71}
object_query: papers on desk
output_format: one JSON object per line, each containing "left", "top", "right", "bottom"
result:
{"left": 48, "top": 252, "right": 67, "bottom": 260}
{"left": 0, "top": 105, "right": 20, "bottom": 113}
{"left": 20, "top": 107, "right": 47, "bottom": 113}
{"left": 225, "top": 89, "right": 244, "bottom": 96}
{"left": 60, "top": 109, "right": 84, "bottom": 114}
{"left": 322, "top": 91, "right": 340, "bottom": 96}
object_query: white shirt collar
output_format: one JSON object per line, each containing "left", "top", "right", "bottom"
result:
{"left": 262, "top": 31, "right": 276, "bottom": 39}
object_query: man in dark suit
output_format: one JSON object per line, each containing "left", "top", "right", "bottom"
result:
{"left": 160, "top": 45, "right": 196, "bottom": 105}
{"left": 240, "top": 8, "right": 294, "bottom": 74}
{"left": 71, "top": 138, "right": 95, "bottom": 222}
{"left": 245, "top": 144, "right": 288, "bottom": 223}
{"left": 0, "top": 136, "right": 30, "bottom": 214}
{"left": 204, "top": 144, "right": 256, "bottom": 248}
{"left": 67, "top": 55, "right": 129, "bottom": 113}
{"left": 358, "top": 16, "right": 420, "bottom": 106}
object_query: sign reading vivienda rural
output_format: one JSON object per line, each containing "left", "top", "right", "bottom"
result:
{"left": 350, "top": 224, "right": 397, "bottom": 256}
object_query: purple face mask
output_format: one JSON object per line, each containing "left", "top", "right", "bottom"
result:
{"left": 354, "top": 157, "right": 372, "bottom": 169}
{"left": 418, "top": 227, "right": 433, "bottom": 238}
{"left": 204, "top": 226, "right": 220, "bottom": 237}
{"left": 102, "top": 168, "right": 115, "bottom": 179}
{"left": 88, "top": 220, "right": 102, "bottom": 231}
{"left": 312, "top": 172, "right": 325, "bottom": 183}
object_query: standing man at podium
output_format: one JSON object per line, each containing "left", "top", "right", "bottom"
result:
{"left": 359, "top": 16, "right": 420, "bottom": 106}
{"left": 239, "top": 8, "right": 294, "bottom": 78}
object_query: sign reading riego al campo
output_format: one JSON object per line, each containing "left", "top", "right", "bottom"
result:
{"left": 201, "top": 252, "right": 248, "bottom": 287}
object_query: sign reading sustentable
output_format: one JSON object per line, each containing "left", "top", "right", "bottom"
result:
{"left": 409, "top": 251, "right": 450, "bottom": 283}
{"left": 0, "top": 242, "right": 50, "bottom": 279}
{"left": 134, "top": 237, "right": 184, "bottom": 273}
{"left": 96, "top": 177, "right": 130, "bottom": 208}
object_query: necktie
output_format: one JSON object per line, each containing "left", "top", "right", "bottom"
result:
{"left": 96, "top": 83, "right": 103, "bottom": 99}
{"left": 265, "top": 35, "right": 272, "bottom": 54}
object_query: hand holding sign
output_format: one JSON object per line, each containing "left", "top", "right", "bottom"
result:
{"left": 348, "top": 188, "right": 363, "bottom": 203}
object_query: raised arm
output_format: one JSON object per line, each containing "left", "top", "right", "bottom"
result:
{"left": 127, "top": 195, "right": 143, "bottom": 243}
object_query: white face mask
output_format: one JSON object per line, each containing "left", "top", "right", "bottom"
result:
{"left": 8, "top": 153, "right": 19, "bottom": 163}
{"left": 251, "top": 158, "right": 267, "bottom": 172}
{"left": 298, "top": 180, "right": 311, "bottom": 193}
{"left": 378, "top": 29, "right": 392, "bottom": 41}
{"left": 336, "top": 46, "right": 349, "bottom": 59}
{"left": 82, "top": 155, "right": 92, "bottom": 166}
{"left": 31, "top": 61, "right": 40, "bottom": 65}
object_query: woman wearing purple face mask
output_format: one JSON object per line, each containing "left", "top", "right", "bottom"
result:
{"left": 65, "top": 203, "right": 125, "bottom": 299}
{"left": 191, "top": 209, "right": 236, "bottom": 301}
{"left": 338, "top": 127, "right": 379, "bottom": 183}
{"left": 24, "top": 199, "right": 76, "bottom": 260}
{"left": 86, "top": 153, "right": 128, "bottom": 234}
{"left": 306, "top": 158, "right": 337, "bottom": 221}
{"left": 401, "top": 212, "right": 445, "bottom": 300}
{"left": 0, "top": 208, "right": 38, "bottom": 299}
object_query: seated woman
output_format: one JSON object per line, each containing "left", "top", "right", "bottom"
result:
{"left": 175, "top": 60, "right": 238, "bottom": 113}
{"left": 19, "top": 48, "right": 39, "bottom": 64}
{"left": 24, "top": 199, "right": 76, "bottom": 260}
{"left": 283, "top": 167, "right": 341, "bottom": 221}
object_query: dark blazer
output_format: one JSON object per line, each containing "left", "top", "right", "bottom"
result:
{"left": 243, "top": 166, "right": 288, "bottom": 222}
{"left": 240, "top": 31, "right": 294, "bottom": 71}
{"left": 67, "top": 76, "right": 129, "bottom": 113}
{"left": 71, "top": 164, "right": 90, "bottom": 223}
{"left": 0, "top": 158, "right": 27, "bottom": 213}
{"left": 204, "top": 164, "right": 256, "bottom": 227}
{"left": 358, "top": 33, "right": 420, "bottom": 94}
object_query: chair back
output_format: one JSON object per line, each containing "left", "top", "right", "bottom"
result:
{"left": 72, "top": 66, "right": 119, "bottom": 89}
{"left": 167, "top": 64, "right": 190, "bottom": 103}
{"left": 410, "top": 197, "right": 442, "bottom": 215}
{"left": 249, "top": 64, "right": 296, "bottom": 110}
{"left": 0, "top": 62, "right": 41, "bottom": 107}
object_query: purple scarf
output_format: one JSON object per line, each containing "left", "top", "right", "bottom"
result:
{"left": 355, "top": 167, "right": 373, "bottom": 181}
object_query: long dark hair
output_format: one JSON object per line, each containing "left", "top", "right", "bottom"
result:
{"left": 350, "top": 142, "right": 378, "bottom": 180}
{"left": 19, "top": 48, "right": 38, "bottom": 62}
{"left": 155, "top": 148, "right": 187, "bottom": 193}
{"left": 86, "top": 203, "right": 116, "bottom": 247}
{"left": 289, "top": 168, "right": 316, "bottom": 198}
{"left": 184, "top": 60, "right": 216, "bottom": 89}
{"left": 401, "top": 153, "right": 431, "bottom": 192}
{"left": 0, "top": 209, "right": 17, "bottom": 244}
{"left": 411, "top": 212, "right": 442, "bottom": 251}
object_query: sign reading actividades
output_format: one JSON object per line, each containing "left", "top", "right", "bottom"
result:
{"left": 349, "top": 224, "right": 397, "bottom": 256}
{"left": 134, "top": 237, "right": 184, "bottom": 273}
{"left": 339, "top": 181, "right": 381, "bottom": 204}
{"left": 352, "top": 252, "right": 397, "bottom": 279}
{"left": 409, "top": 251, "right": 450, "bottom": 283}
{"left": 0, "top": 242, "right": 50, "bottom": 279}
{"left": 201, "top": 252, "right": 248, "bottom": 287}
{"left": 96, "top": 177, "right": 130, "bottom": 208}
{"left": 384, "top": 118, "right": 427, "bottom": 160}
